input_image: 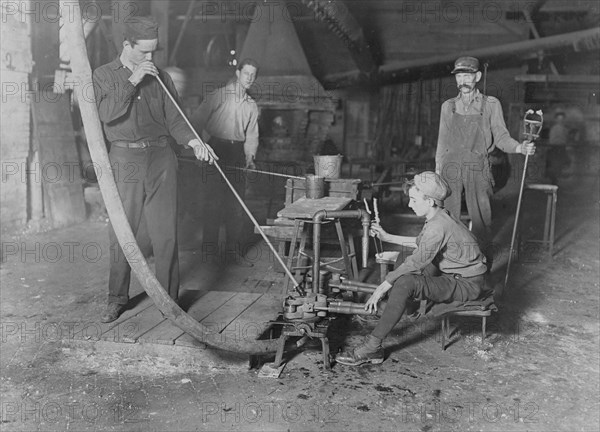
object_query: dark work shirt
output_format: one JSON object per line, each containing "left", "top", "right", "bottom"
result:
{"left": 385, "top": 209, "right": 488, "bottom": 284}
{"left": 93, "top": 57, "right": 195, "bottom": 145}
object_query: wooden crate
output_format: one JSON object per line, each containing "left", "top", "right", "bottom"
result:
{"left": 284, "top": 178, "right": 362, "bottom": 205}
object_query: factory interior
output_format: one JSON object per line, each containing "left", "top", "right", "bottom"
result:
{"left": 1, "top": 1, "right": 599, "bottom": 431}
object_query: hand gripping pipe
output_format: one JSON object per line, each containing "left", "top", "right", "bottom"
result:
{"left": 312, "top": 209, "right": 370, "bottom": 294}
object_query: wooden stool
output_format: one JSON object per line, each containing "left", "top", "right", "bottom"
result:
{"left": 285, "top": 218, "right": 358, "bottom": 292}
{"left": 521, "top": 183, "right": 558, "bottom": 258}
{"left": 441, "top": 309, "right": 493, "bottom": 350}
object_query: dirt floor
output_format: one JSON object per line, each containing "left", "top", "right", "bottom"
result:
{"left": 1, "top": 168, "right": 599, "bottom": 431}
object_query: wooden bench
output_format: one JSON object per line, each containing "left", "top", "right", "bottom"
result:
{"left": 440, "top": 306, "right": 495, "bottom": 351}
{"left": 376, "top": 251, "right": 497, "bottom": 350}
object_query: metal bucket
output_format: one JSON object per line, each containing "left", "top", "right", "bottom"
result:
{"left": 305, "top": 174, "right": 325, "bottom": 199}
{"left": 314, "top": 155, "right": 343, "bottom": 179}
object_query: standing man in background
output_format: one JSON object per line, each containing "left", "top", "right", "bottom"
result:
{"left": 191, "top": 59, "right": 260, "bottom": 267}
{"left": 435, "top": 56, "right": 535, "bottom": 265}
{"left": 93, "top": 16, "right": 217, "bottom": 323}
{"left": 546, "top": 111, "right": 570, "bottom": 184}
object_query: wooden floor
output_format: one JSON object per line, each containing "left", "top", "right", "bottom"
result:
{"left": 73, "top": 268, "right": 288, "bottom": 350}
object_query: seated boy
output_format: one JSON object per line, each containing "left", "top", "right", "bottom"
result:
{"left": 336, "top": 171, "right": 488, "bottom": 366}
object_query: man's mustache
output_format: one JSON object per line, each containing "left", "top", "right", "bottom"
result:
{"left": 458, "top": 84, "right": 473, "bottom": 89}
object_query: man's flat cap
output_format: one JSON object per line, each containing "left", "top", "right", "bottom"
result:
{"left": 413, "top": 171, "right": 451, "bottom": 205}
{"left": 452, "top": 56, "right": 480, "bottom": 74}
{"left": 124, "top": 16, "right": 159, "bottom": 40}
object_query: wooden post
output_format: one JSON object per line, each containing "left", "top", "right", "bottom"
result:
{"left": 61, "top": 0, "right": 278, "bottom": 354}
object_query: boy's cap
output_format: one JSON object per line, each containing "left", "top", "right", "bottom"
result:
{"left": 413, "top": 171, "right": 451, "bottom": 204}
{"left": 452, "top": 56, "right": 480, "bottom": 73}
{"left": 124, "top": 16, "right": 158, "bottom": 40}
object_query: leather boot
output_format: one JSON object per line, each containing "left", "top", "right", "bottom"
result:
{"left": 335, "top": 334, "right": 384, "bottom": 366}
{"left": 101, "top": 303, "right": 126, "bottom": 323}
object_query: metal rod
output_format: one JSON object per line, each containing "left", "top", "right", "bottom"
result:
{"left": 179, "top": 158, "right": 304, "bottom": 179}
{"left": 504, "top": 153, "right": 529, "bottom": 292}
{"left": 233, "top": 166, "right": 304, "bottom": 180}
{"left": 369, "top": 180, "right": 408, "bottom": 187}
{"left": 155, "top": 75, "right": 303, "bottom": 294}
{"left": 505, "top": 110, "right": 542, "bottom": 292}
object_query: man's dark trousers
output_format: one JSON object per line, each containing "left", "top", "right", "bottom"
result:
{"left": 202, "top": 138, "right": 247, "bottom": 260}
{"left": 108, "top": 144, "right": 180, "bottom": 304}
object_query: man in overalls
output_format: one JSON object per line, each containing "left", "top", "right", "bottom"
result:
{"left": 435, "top": 56, "right": 535, "bottom": 264}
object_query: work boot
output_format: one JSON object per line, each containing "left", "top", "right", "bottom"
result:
{"left": 101, "top": 303, "right": 126, "bottom": 323}
{"left": 335, "top": 334, "right": 384, "bottom": 366}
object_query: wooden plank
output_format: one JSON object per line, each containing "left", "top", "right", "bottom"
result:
{"left": 220, "top": 293, "right": 282, "bottom": 342}
{"left": 121, "top": 305, "right": 166, "bottom": 343}
{"left": 174, "top": 291, "right": 236, "bottom": 347}
{"left": 200, "top": 292, "right": 263, "bottom": 332}
{"left": 71, "top": 294, "right": 154, "bottom": 342}
{"left": 256, "top": 279, "right": 279, "bottom": 294}
{"left": 1, "top": 71, "right": 30, "bottom": 157}
{"left": 233, "top": 278, "right": 277, "bottom": 294}
{"left": 32, "top": 92, "right": 86, "bottom": 227}
{"left": 98, "top": 304, "right": 156, "bottom": 343}
{"left": 187, "top": 291, "right": 237, "bottom": 321}
{"left": 138, "top": 318, "right": 184, "bottom": 345}
{"left": 255, "top": 225, "right": 296, "bottom": 238}
{"left": 175, "top": 292, "right": 263, "bottom": 349}
{"left": 0, "top": 156, "right": 28, "bottom": 226}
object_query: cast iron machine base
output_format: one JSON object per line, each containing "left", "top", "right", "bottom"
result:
{"left": 272, "top": 318, "right": 332, "bottom": 370}
{"left": 268, "top": 278, "right": 379, "bottom": 371}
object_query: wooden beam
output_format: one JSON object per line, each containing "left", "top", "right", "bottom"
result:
{"left": 514, "top": 74, "right": 600, "bottom": 84}
{"left": 323, "top": 27, "right": 600, "bottom": 88}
